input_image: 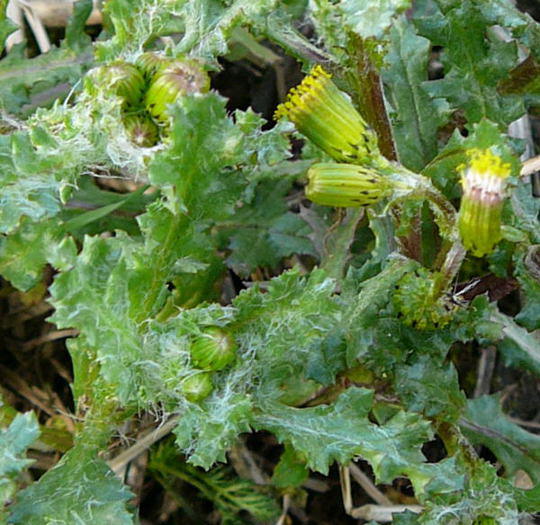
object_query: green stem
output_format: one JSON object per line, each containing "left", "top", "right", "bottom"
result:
{"left": 433, "top": 241, "right": 466, "bottom": 298}
{"left": 137, "top": 212, "right": 188, "bottom": 322}
{"left": 347, "top": 36, "right": 397, "bottom": 161}
{"left": 320, "top": 208, "right": 365, "bottom": 281}
{"left": 385, "top": 166, "right": 466, "bottom": 296}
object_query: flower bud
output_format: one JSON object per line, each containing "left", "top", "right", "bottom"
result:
{"left": 274, "top": 66, "right": 380, "bottom": 164}
{"left": 458, "top": 149, "right": 511, "bottom": 257}
{"left": 181, "top": 372, "right": 213, "bottom": 402}
{"left": 306, "top": 162, "right": 391, "bottom": 207}
{"left": 190, "top": 327, "right": 237, "bottom": 371}
{"left": 393, "top": 268, "right": 455, "bottom": 330}
{"left": 135, "top": 52, "right": 172, "bottom": 81}
{"left": 144, "top": 60, "right": 210, "bottom": 123}
{"left": 123, "top": 115, "right": 159, "bottom": 147}
{"left": 85, "top": 61, "right": 145, "bottom": 109}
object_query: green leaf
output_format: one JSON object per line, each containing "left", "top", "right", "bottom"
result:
{"left": 510, "top": 180, "right": 540, "bottom": 245}
{"left": 382, "top": 16, "right": 450, "bottom": 171}
{"left": 341, "top": 0, "right": 411, "bottom": 40}
{"left": 149, "top": 97, "right": 290, "bottom": 219}
{"left": 0, "top": 47, "right": 91, "bottom": 117}
{"left": 0, "top": 0, "right": 16, "bottom": 56}
{"left": 255, "top": 387, "right": 463, "bottom": 499}
{"left": 271, "top": 444, "right": 309, "bottom": 488}
{"left": 63, "top": 184, "right": 149, "bottom": 234}
{"left": 174, "top": 0, "right": 280, "bottom": 60}
{"left": 0, "top": 218, "right": 61, "bottom": 290}
{"left": 96, "top": 0, "right": 185, "bottom": 60}
{"left": 232, "top": 268, "right": 341, "bottom": 403}
{"left": 514, "top": 246, "right": 540, "bottom": 331}
{"left": 342, "top": 256, "right": 418, "bottom": 366}
{"left": 167, "top": 269, "right": 340, "bottom": 467}
{"left": 254, "top": 388, "right": 375, "bottom": 474}
{"left": 64, "top": 0, "right": 93, "bottom": 51}
{"left": 514, "top": 482, "right": 540, "bottom": 513}
{"left": 49, "top": 202, "right": 202, "bottom": 402}
{"left": 408, "top": 461, "right": 521, "bottom": 524}
{"left": 9, "top": 446, "right": 134, "bottom": 524}
{"left": 174, "top": 394, "right": 254, "bottom": 469}
{"left": 0, "top": 412, "right": 40, "bottom": 510}
{"left": 473, "top": 0, "right": 540, "bottom": 60}
{"left": 223, "top": 179, "right": 317, "bottom": 277}
{"left": 412, "top": 0, "right": 525, "bottom": 127}
{"left": 394, "top": 356, "right": 465, "bottom": 422}
{"left": 491, "top": 311, "right": 540, "bottom": 377}
{"left": 460, "top": 395, "right": 540, "bottom": 483}
{"left": 0, "top": 132, "right": 63, "bottom": 233}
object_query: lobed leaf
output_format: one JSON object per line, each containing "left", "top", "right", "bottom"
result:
{"left": 9, "top": 446, "right": 134, "bottom": 524}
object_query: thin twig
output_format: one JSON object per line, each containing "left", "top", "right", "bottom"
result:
{"left": 22, "top": 328, "right": 79, "bottom": 351}
{"left": 349, "top": 504, "right": 423, "bottom": 522}
{"left": 275, "top": 494, "right": 291, "bottom": 525}
{"left": 473, "top": 346, "right": 497, "bottom": 398}
{"left": 17, "top": 0, "right": 51, "bottom": 53}
{"left": 349, "top": 463, "right": 392, "bottom": 506}
{"left": 339, "top": 465, "right": 352, "bottom": 515}
{"left": 508, "top": 417, "right": 540, "bottom": 430}
{"left": 108, "top": 416, "right": 180, "bottom": 477}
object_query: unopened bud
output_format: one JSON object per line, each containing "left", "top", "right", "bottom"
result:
{"left": 85, "top": 61, "right": 145, "bottom": 109}
{"left": 123, "top": 115, "right": 159, "bottom": 147}
{"left": 190, "top": 327, "right": 237, "bottom": 371}
{"left": 144, "top": 60, "right": 210, "bottom": 123}
{"left": 306, "top": 162, "right": 391, "bottom": 207}
{"left": 458, "top": 149, "right": 511, "bottom": 257}
{"left": 274, "top": 66, "right": 380, "bottom": 165}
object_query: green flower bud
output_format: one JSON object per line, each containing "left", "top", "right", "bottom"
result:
{"left": 144, "top": 60, "right": 210, "bottom": 123}
{"left": 458, "top": 149, "right": 511, "bottom": 257}
{"left": 85, "top": 61, "right": 145, "bottom": 109}
{"left": 306, "top": 162, "right": 392, "bottom": 207}
{"left": 393, "top": 268, "right": 455, "bottom": 330}
{"left": 123, "top": 115, "right": 159, "bottom": 147}
{"left": 135, "top": 52, "right": 172, "bottom": 81}
{"left": 274, "top": 66, "right": 380, "bottom": 165}
{"left": 181, "top": 372, "right": 213, "bottom": 403}
{"left": 190, "top": 327, "right": 237, "bottom": 371}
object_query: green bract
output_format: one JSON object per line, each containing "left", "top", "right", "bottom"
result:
{"left": 190, "top": 327, "right": 237, "bottom": 371}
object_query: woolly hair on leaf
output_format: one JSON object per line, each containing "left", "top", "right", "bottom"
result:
{"left": 274, "top": 66, "right": 380, "bottom": 165}
{"left": 306, "top": 162, "right": 392, "bottom": 207}
{"left": 458, "top": 148, "right": 512, "bottom": 257}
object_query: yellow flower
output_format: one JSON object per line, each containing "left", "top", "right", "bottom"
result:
{"left": 306, "top": 162, "right": 391, "bottom": 207}
{"left": 275, "top": 66, "right": 379, "bottom": 164}
{"left": 458, "top": 148, "right": 511, "bottom": 257}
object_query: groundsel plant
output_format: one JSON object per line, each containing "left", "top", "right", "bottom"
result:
{"left": 0, "top": 0, "right": 539, "bottom": 524}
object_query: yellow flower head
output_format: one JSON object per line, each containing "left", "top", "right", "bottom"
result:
{"left": 275, "top": 66, "right": 379, "bottom": 164}
{"left": 306, "top": 162, "right": 391, "bottom": 207}
{"left": 458, "top": 148, "right": 511, "bottom": 257}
